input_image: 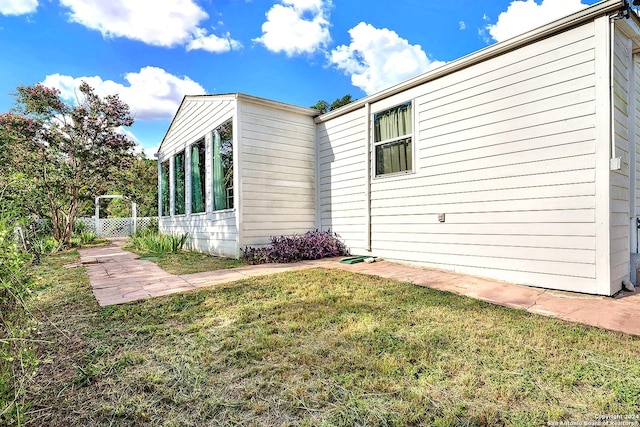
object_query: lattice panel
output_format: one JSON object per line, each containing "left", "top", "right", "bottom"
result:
{"left": 99, "top": 218, "right": 133, "bottom": 237}
{"left": 75, "top": 217, "right": 97, "bottom": 233}
{"left": 135, "top": 217, "right": 156, "bottom": 231}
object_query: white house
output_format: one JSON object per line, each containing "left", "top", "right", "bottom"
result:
{"left": 157, "top": 94, "right": 318, "bottom": 258}
{"left": 158, "top": 0, "right": 640, "bottom": 296}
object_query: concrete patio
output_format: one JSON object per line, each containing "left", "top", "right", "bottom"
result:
{"left": 77, "top": 239, "right": 640, "bottom": 337}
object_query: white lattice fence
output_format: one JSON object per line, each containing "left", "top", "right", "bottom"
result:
{"left": 99, "top": 218, "right": 132, "bottom": 237}
{"left": 76, "top": 217, "right": 157, "bottom": 238}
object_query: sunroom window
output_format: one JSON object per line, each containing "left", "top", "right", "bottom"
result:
{"left": 212, "top": 120, "right": 234, "bottom": 210}
{"left": 174, "top": 150, "right": 186, "bottom": 215}
{"left": 373, "top": 101, "right": 413, "bottom": 176}
{"left": 160, "top": 160, "right": 170, "bottom": 217}
{"left": 191, "top": 138, "right": 206, "bottom": 214}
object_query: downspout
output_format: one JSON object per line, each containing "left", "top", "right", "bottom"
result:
{"left": 364, "top": 102, "right": 372, "bottom": 252}
{"left": 610, "top": 4, "right": 638, "bottom": 291}
{"left": 233, "top": 95, "right": 242, "bottom": 259}
{"left": 610, "top": 12, "right": 620, "bottom": 168}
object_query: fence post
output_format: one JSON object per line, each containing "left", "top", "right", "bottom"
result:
{"left": 94, "top": 196, "right": 100, "bottom": 237}
{"left": 132, "top": 202, "right": 137, "bottom": 235}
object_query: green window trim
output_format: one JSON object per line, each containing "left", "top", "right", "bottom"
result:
{"left": 160, "top": 160, "right": 170, "bottom": 217}
{"left": 191, "top": 139, "right": 206, "bottom": 214}
{"left": 212, "top": 120, "right": 234, "bottom": 211}
{"left": 174, "top": 150, "right": 186, "bottom": 215}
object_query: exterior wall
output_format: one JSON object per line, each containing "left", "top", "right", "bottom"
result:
{"left": 611, "top": 25, "right": 632, "bottom": 292}
{"left": 635, "top": 52, "right": 640, "bottom": 257}
{"left": 237, "top": 99, "right": 317, "bottom": 248}
{"left": 320, "top": 20, "right": 604, "bottom": 293}
{"left": 158, "top": 97, "right": 239, "bottom": 257}
{"left": 317, "top": 109, "right": 368, "bottom": 253}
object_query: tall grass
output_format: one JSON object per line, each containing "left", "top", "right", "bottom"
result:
{"left": 130, "top": 229, "right": 188, "bottom": 254}
{"left": 0, "top": 216, "right": 36, "bottom": 426}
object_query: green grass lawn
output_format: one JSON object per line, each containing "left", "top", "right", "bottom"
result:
{"left": 125, "top": 245, "right": 247, "bottom": 275}
{"left": 11, "top": 251, "right": 640, "bottom": 426}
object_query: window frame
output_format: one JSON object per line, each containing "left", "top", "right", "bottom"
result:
{"left": 160, "top": 159, "right": 170, "bottom": 217}
{"left": 173, "top": 150, "right": 186, "bottom": 215}
{"left": 372, "top": 100, "right": 415, "bottom": 178}
{"left": 211, "top": 119, "right": 234, "bottom": 211}
{"left": 190, "top": 138, "right": 206, "bottom": 214}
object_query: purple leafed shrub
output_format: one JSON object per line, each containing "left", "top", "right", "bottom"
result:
{"left": 242, "top": 230, "right": 349, "bottom": 264}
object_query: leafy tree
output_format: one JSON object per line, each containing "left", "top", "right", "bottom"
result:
{"left": 310, "top": 94, "right": 354, "bottom": 114}
{"left": 310, "top": 99, "right": 329, "bottom": 114}
{"left": 106, "top": 155, "right": 158, "bottom": 218}
{"left": 126, "top": 155, "right": 158, "bottom": 217}
{"left": 0, "top": 82, "right": 136, "bottom": 248}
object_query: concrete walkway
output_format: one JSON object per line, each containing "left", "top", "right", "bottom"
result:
{"left": 77, "top": 240, "right": 640, "bottom": 337}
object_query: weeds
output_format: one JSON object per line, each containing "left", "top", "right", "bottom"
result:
{"left": 0, "top": 216, "right": 36, "bottom": 427}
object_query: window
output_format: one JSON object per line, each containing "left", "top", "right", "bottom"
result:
{"left": 174, "top": 150, "right": 186, "bottom": 215}
{"left": 160, "top": 160, "right": 170, "bottom": 216}
{"left": 373, "top": 101, "right": 413, "bottom": 176}
{"left": 191, "top": 138, "right": 206, "bottom": 213}
{"left": 212, "top": 120, "right": 234, "bottom": 210}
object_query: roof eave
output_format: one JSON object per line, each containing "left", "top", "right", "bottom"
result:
{"left": 157, "top": 93, "right": 320, "bottom": 154}
{"left": 316, "top": 0, "right": 627, "bottom": 123}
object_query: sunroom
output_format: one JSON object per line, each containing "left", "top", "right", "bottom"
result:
{"left": 156, "top": 93, "right": 318, "bottom": 258}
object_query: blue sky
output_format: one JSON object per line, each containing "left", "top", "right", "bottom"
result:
{"left": 0, "top": 0, "right": 602, "bottom": 156}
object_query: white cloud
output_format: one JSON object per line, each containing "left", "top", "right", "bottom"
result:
{"left": 459, "top": 21, "right": 466, "bottom": 30}
{"left": 42, "top": 66, "right": 206, "bottom": 121}
{"left": 254, "top": 0, "right": 331, "bottom": 56}
{"left": 58, "top": 0, "right": 241, "bottom": 52}
{"left": 0, "top": 0, "right": 38, "bottom": 15}
{"left": 329, "top": 22, "right": 445, "bottom": 95}
{"left": 187, "top": 28, "right": 243, "bottom": 53}
{"left": 140, "top": 143, "right": 161, "bottom": 159}
{"left": 485, "top": 0, "right": 590, "bottom": 43}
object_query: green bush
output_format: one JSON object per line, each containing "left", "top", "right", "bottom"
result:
{"left": 131, "top": 230, "right": 189, "bottom": 254}
{"left": 0, "top": 216, "right": 35, "bottom": 426}
{"left": 0, "top": 218, "right": 32, "bottom": 308}
{"left": 30, "top": 235, "right": 57, "bottom": 258}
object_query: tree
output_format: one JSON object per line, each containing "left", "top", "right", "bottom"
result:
{"left": 112, "top": 154, "right": 158, "bottom": 218}
{"left": 0, "top": 82, "right": 136, "bottom": 248}
{"left": 310, "top": 94, "right": 354, "bottom": 114}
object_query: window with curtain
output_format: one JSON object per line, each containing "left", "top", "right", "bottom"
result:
{"left": 373, "top": 101, "right": 413, "bottom": 176}
{"left": 212, "top": 120, "right": 234, "bottom": 210}
{"left": 174, "top": 150, "right": 186, "bottom": 215}
{"left": 191, "top": 138, "right": 206, "bottom": 214}
{"left": 161, "top": 160, "right": 170, "bottom": 216}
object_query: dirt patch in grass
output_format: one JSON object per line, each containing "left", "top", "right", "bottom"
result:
{"left": 15, "top": 251, "right": 640, "bottom": 426}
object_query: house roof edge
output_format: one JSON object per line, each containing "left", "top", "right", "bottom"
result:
{"left": 316, "top": 0, "right": 627, "bottom": 123}
{"left": 157, "top": 93, "right": 319, "bottom": 154}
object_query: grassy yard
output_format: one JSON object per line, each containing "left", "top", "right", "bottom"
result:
{"left": 133, "top": 249, "right": 247, "bottom": 275}
{"left": 10, "top": 250, "right": 640, "bottom": 426}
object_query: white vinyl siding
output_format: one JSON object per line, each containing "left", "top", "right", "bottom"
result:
{"left": 370, "top": 22, "right": 599, "bottom": 292}
{"left": 159, "top": 96, "right": 238, "bottom": 258}
{"left": 610, "top": 26, "right": 632, "bottom": 292}
{"left": 635, "top": 52, "right": 640, "bottom": 252}
{"left": 317, "top": 110, "right": 368, "bottom": 253}
{"left": 636, "top": 52, "right": 640, "bottom": 221}
{"left": 165, "top": 212, "right": 238, "bottom": 256}
{"left": 238, "top": 99, "right": 317, "bottom": 246}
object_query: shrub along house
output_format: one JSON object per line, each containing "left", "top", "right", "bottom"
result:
{"left": 158, "top": 0, "right": 640, "bottom": 296}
